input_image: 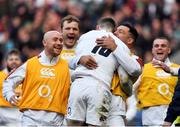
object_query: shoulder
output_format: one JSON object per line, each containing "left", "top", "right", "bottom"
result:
{"left": 0, "top": 70, "right": 6, "bottom": 76}
{"left": 80, "top": 30, "right": 96, "bottom": 38}
{"left": 26, "top": 56, "right": 39, "bottom": 65}
{"left": 144, "top": 62, "right": 152, "bottom": 67}
{"left": 59, "top": 58, "right": 69, "bottom": 66}
{"left": 170, "top": 63, "right": 180, "bottom": 68}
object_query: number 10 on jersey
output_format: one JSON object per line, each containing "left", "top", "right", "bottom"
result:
{"left": 91, "top": 46, "right": 112, "bottom": 57}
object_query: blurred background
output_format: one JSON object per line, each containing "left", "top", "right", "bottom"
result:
{"left": 0, "top": 0, "right": 180, "bottom": 69}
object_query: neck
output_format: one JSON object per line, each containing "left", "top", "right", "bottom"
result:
{"left": 63, "top": 44, "right": 75, "bottom": 50}
{"left": 128, "top": 45, "right": 134, "bottom": 53}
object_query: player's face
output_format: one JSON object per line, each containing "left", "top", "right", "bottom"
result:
{"left": 114, "top": 25, "right": 131, "bottom": 45}
{"left": 7, "top": 54, "right": 22, "bottom": 71}
{"left": 152, "top": 39, "right": 171, "bottom": 61}
{"left": 62, "top": 21, "right": 80, "bottom": 49}
{"left": 44, "top": 32, "right": 63, "bottom": 57}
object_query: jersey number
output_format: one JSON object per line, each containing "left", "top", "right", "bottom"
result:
{"left": 91, "top": 46, "right": 111, "bottom": 57}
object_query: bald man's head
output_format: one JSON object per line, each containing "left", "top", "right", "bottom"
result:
{"left": 43, "top": 31, "right": 62, "bottom": 41}
{"left": 43, "top": 30, "right": 63, "bottom": 58}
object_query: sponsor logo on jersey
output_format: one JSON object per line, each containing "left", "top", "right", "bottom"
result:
{"left": 40, "top": 68, "right": 55, "bottom": 78}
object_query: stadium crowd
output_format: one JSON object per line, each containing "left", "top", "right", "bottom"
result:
{"left": 0, "top": 0, "right": 180, "bottom": 68}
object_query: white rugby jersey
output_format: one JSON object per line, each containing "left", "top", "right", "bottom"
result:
{"left": 70, "top": 30, "right": 141, "bottom": 88}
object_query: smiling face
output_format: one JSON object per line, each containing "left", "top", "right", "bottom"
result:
{"left": 114, "top": 25, "right": 134, "bottom": 48}
{"left": 62, "top": 21, "right": 80, "bottom": 49}
{"left": 152, "top": 38, "right": 171, "bottom": 62}
{"left": 43, "top": 31, "right": 63, "bottom": 57}
{"left": 7, "top": 54, "right": 22, "bottom": 72}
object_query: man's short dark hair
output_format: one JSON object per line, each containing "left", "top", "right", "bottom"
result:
{"left": 6, "top": 49, "right": 21, "bottom": 60}
{"left": 61, "top": 15, "right": 80, "bottom": 29}
{"left": 120, "top": 23, "right": 139, "bottom": 42}
{"left": 153, "top": 37, "right": 170, "bottom": 46}
{"left": 97, "top": 17, "right": 116, "bottom": 32}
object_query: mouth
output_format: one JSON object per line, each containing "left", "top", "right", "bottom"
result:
{"left": 67, "top": 35, "right": 75, "bottom": 41}
{"left": 54, "top": 45, "right": 62, "bottom": 51}
{"left": 157, "top": 52, "right": 164, "bottom": 56}
{"left": 11, "top": 64, "right": 18, "bottom": 69}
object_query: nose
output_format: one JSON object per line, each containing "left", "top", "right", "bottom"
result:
{"left": 114, "top": 31, "right": 117, "bottom": 35}
{"left": 69, "top": 28, "right": 74, "bottom": 34}
{"left": 58, "top": 38, "right": 63, "bottom": 45}
{"left": 157, "top": 45, "right": 162, "bottom": 49}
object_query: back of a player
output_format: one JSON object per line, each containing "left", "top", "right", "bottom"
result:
{"left": 67, "top": 29, "right": 121, "bottom": 126}
{"left": 72, "top": 30, "right": 119, "bottom": 87}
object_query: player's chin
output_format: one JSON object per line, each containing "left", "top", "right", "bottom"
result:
{"left": 54, "top": 49, "right": 62, "bottom": 56}
{"left": 156, "top": 55, "right": 165, "bottom": 61}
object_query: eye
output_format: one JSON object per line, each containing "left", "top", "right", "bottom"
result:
{"left": 65, "top": 27, "right": 71, "bottom": 30}
{"left": 53, "top": 38, "right": 58, "bottom": 41}
{"left": 161, "top": 44, "right": 167, "bottom": 48}
{"left": 73, "top": 28, "right": 79, "bottom": 31}
{"left": 154, "top": 44, "right": 159, "bottom": 48}
{"left": 118, "top": 30, "right": 124, "bottom": 34}
{"left": 59, "top": 38, "right": 63, "bottom": 42}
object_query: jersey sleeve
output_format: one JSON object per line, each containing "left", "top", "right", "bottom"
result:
{"left": 3, "top": 62, "right": 27, "bottom": 102}
{"left": 111, "top": 35, "right": 141, "bottom": 76}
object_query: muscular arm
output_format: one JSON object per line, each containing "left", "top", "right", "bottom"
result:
{"left": 113, "top": 45, "right": 141, "bottom": 76}
{"left": 3, "top": 63, "right": 26, "bottom": 104}
{"left": 96, "top": 34, "right": 141, "bottom": 76}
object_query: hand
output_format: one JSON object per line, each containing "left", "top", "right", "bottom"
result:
{"left": 10, "top": 95, "right": 20, "bottom": 106}
{"left": 96, "top": 35, "right": 117, "bottom": 51}
{"left": 162, "top": 121, "right": 172, "bottom": 127}
{"left": 152, "top": 59, "right": 170, "bottom": 73}
{"left": 79, "top": 55, "right": 98, "bottom": 69}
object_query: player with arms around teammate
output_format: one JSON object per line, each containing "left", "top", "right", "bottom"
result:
{"left": 80, "top": 23, "right": 143, "bottom": 126}
{"left": 3, "top": 31, "right": 70, "bottom": 126}
{"left": 67, "top": 17, "right": 141, "bottom": 126}
{"left": 0, "top": 49, "right": 22, "bottom": 126}
{"left": 134, "top": 37, "right": 180, "bottom": 126}
{"left": 97, "top": 23, "right": 143, "bottom": 126}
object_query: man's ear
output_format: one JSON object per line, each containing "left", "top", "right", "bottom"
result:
{"left": 127, "top": 38, "right": 134, "bottom": 48}
{"left": 42, "top": 40, "right": 46, "bottom": 46}
{"left": 127, "top": 38, "right": 133, "bottom": 45}
{"left": 96, "top": 25, "right": 100, "bottom": 30}
{"left": 168, "top": 47, "right": 171, "bottom": 54}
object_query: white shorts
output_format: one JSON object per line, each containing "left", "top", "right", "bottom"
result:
{"left": 142, "top": 105, "right": 168, "bottom": 126}
{"left": 107, "top": 95, "right": 126, "bottom": 126}
{"left": 22, "top": 109, "right": 64, "bottom": 126}
{"left": 66, "top": 76, "right": 112, "bottom": 126}
{"left": 0, "top": 107, "right": 22, "bottom": 126}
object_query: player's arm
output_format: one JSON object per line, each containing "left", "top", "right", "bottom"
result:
{"left": 3, "top": 63, "right": 26, "bottom": 106}
{"left": 152, "top": 59, "right": 179, "bottom": 76}
{"left": 133, "top": 75, "right": 142, "bottom": 92}
{"left": 69, "top": 33, "right": 98, "bottom": 70}
{"left": 117, "top": 56, "right": 143, "bottom": 96}
{"left": 113, "top": 43, "right": 141, "bottom": 76}
{"left": 96, "top": 34, "right": 141, "bottom": 76}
